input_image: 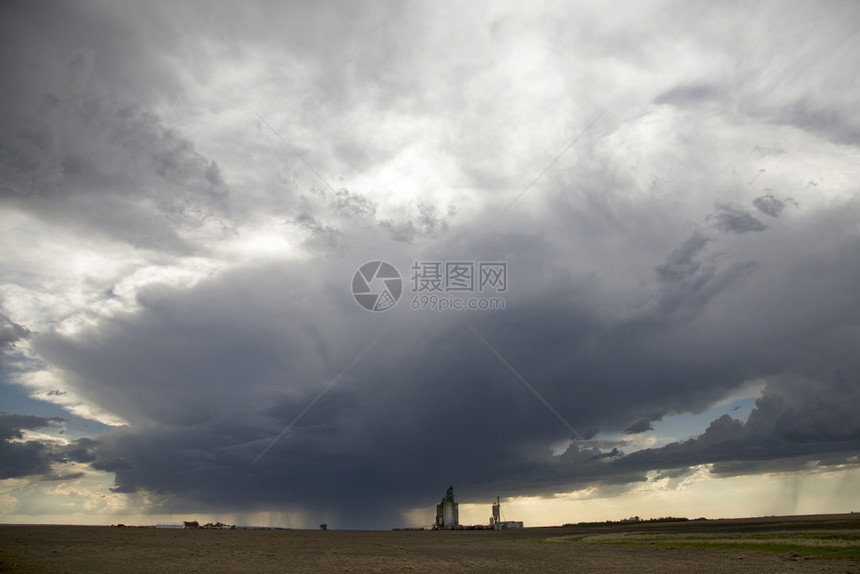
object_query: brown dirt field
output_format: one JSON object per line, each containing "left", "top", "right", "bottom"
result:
{"left": 1, "top": 517, "right": 858, "bottom": 573}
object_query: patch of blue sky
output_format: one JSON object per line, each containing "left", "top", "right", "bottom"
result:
{"left": 0, "top": 374, "right": 111, "bottom": 440}
{"left": 648, "top": 395, "right": 759, "bottom": 447}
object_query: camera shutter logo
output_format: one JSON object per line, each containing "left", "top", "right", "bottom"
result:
{"left": 352, "top": 261, "right": 402, "bottom": 312}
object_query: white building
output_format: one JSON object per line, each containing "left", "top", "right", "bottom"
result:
{"left": 156, "top": 521, "right": 186, "bottom": 529}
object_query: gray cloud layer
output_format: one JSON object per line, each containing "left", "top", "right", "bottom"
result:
{"left": 0, "top": 414, "right": 64, "bottom": 479}
{"left": 1, "top": 0, "right": 859, "bottom": 527}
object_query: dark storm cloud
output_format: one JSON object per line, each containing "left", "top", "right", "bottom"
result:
{"left": 0, "top": 91, "right": 231, "bottom": 253}
{"left": 30, "top": 207, "right": 860, "bottom": 526}
{"left": 625, "top": 420, "right": 653, "bottom": 434}
{"left": 654, "top": 231, "right": 758, "bottom": 316}
{"left": 0, "top": 414, "right": 62, "bottom": 440}
{"left": 62, "top": 437, "right": 99, "bottom": 465}
{"left": 0, "top": 2, "right": 233, "bottom": 255}
{"left": 616, "top": 374, "right": 860, "bottom": 476}
{"left": 2, "top": 0, "right": 860, "bottom": 528}
{"left": 0, "top": 413, "right": 63, "bottom": 479}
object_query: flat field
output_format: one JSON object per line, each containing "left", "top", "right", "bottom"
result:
{"left": 1, "top": 514, "right": 858, "bottom": 573}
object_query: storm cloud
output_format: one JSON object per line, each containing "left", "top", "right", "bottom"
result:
{"left": 0, "top": 414, "right": 64, "bottom": 479}
{"left": 1, "top": 0, "right": 859, "bottom": 527}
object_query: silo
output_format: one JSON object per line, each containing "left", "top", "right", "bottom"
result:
{"left": 435, "top": 485, "right": 459, "bottom": 529}
{"left": 442, "top": 501, "right": 457, "bottom": 527}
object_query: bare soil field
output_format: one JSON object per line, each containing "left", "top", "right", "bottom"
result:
{"left": 1, "top": 514, "right": 858, "bottom": 573}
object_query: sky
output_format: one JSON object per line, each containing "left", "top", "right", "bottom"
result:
{"left": 1, "top": 0, "right": 859, "bottom": 529}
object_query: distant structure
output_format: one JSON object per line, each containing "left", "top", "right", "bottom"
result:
{"left": 431, "top": 487, "right": 523, "bottom": 530}
{"left": 490, "top": 496, "right": 501, "bottom": 527}
{"left": 489, "top": 496, "right": 523, "bottom": 530}
{"left": 435, "top": 485, "right": 459, "bottom": 529}
{"left": 156, "top": 521, "right": 185, "bottom": 529}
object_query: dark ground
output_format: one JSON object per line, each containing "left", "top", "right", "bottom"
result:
{"left": 1, "top": 514, "right": 858, "bottom": 573}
